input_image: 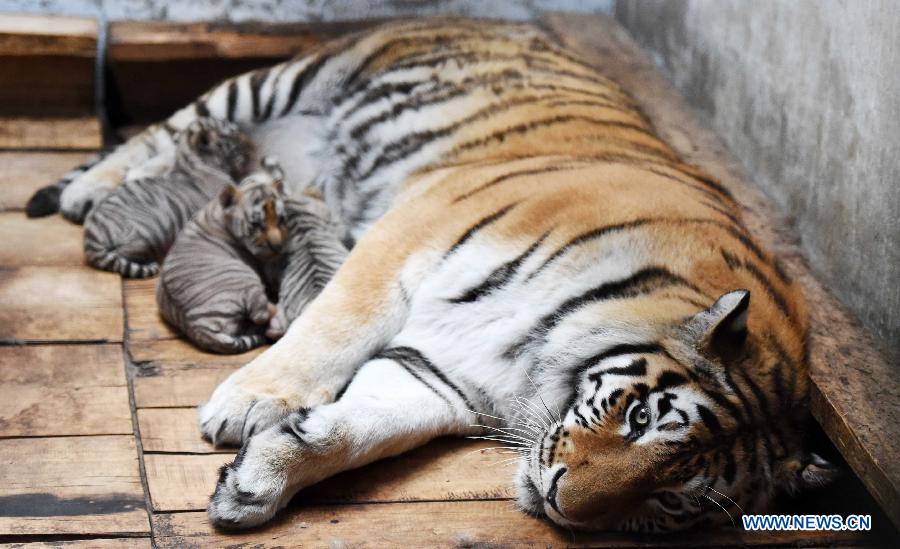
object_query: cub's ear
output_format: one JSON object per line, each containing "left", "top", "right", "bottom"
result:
{"left": 683, "top": 289, "right": 750, "bottom": 360}
{"left": 777, "top": 453, "right": 840, "bottom": 495}
{"left": 219, "top": 184, "right": 241, "bottom": 209}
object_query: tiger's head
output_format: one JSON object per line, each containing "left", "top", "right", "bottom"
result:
{"left": 515, "top": 290, "right": 837, "bottom": 533}
{"left": 182, "top": 117, "right": 253, "bottom": 182}
{"left": 219, "top": 157, "right": 288, "bottom": 260}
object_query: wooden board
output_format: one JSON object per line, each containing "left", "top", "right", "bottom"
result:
{"left": 109, "top": 21, "right": 325, "bottom": 61}
{"left": 137, "top": 408, "right": 221, "bottom": 454}
{"left": 0, "top": 117, "right": 101, "bottom": 150}
{"left": 123, "top": 278, "right": 178, "bottom": 342}
{"left": 0, "top": 539, "right": 151, "bottom": 548}
{"left": 0, "top": 213, "right": 84, "bottom": 266}
{"left": 0, "top": 14, "right": 96, "bottom": 57}
{"left": 0, "top": 435, "right": 149, "bottom": 535}
{"left": 0, "top": 344, "right": 131, "bottom": 437}
{"left": 131, "top": 339, "right": 264, "bottom": 408}
{"left": 0, "top": 151, "right": 94, "bottom": 211}
{"left": 151, "top": 501, "right": 869, "bottom": 548}
{"left": 0, "top": 266, "right": 122, "bottom": 343}
{"left": 542, "top": 12, "right": 900, "bottom": 531}
{"left": 143, "top": 439, "right": 515, "bottom": 512}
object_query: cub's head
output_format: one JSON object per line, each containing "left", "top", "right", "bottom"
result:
{"left": 219, "top": 157, "right": 287, "bottom": 260}
{"left": 181, "top": 117, "right": 253, "bottom": 181}
{"left": 516, "top": 290, "right": 837, "bottom": 532}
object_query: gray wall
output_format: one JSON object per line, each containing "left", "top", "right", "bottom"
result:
{"left": 616, "top": 0, "right": 899, "bottom": 363}
{"left": 0, "top": 0, "right": 611, "bottom": 22}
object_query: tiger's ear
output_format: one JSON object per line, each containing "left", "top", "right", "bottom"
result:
{"left": 219, "top": 184, "right": 241, "bottom": 209}
{"left": 683, "top": 289, "right": 750, "bottom": 361}
{"left": 776, "top": 453, "right": 839, "bottom": 495}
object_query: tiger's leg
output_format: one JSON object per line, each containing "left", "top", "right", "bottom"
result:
{"left": 197, "top": 224, "right": 414, "bottom": 446}
{"left": 207, "top": 354, "right": 477, "bottom": 529}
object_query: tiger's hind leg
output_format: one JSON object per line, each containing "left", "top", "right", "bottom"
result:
{"left": 207, "top": 352, "right": 479, "bottom": 529}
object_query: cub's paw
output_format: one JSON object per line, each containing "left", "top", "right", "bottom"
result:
{"left": 265, "top": 307, "right": 288, "bottom": 340}
{"left": 198, "top": 380, "right": 292, "bottom": 446}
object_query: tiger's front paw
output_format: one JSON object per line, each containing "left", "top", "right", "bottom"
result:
{"left": 208, "top": 411, "right": 337, "bottom": 529}
{"left": 198, "top": 379, "right": 293, "bottom": 446}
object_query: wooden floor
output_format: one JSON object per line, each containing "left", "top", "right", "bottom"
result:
{"left": 0, "top": 13, "right": 896, "bottom": 548}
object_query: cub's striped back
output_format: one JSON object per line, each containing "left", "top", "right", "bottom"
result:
{"left": 82, "top": 118, "right": 251, "bottom": 278}
{"left": 157, "top": 165, "right": 286, "bottom": 353}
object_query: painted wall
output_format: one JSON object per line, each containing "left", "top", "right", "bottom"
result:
{"left": 0, "top": 0, "right": 612, "bottom": 22}
{"left": 616, "top": 0, "right": 900, "bottom": 362}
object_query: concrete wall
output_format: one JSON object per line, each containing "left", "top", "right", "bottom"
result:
{"left": 616, "top": 0, "right": 899, "bottom": 363}
{"left": 0, "top": 0, "right": 612, "bottom": 22}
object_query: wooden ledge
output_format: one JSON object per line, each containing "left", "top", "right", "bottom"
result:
{"left": 540, "top": 12, "right": 899, "bottom": 531}
{"left": 0, "top": 13, "right": 97, "bottom": 57}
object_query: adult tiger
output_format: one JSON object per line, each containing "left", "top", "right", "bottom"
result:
{"left": 33, "top": 19, "right": 835, "bottom": 531}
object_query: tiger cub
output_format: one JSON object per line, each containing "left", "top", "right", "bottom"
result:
{"left": 82, "top": 118, "right": 251, "bottom": 278}
{"left": 266, "top": 187, "right": 351, "bottom": 340}
{"left": 156, "top": 161, "right": 286, "bottom": 354}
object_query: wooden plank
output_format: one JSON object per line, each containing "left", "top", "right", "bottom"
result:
{"left": 152, "top": 503, "right": 870, "bottom": 548}
{"left": 137, "top": 408, "right": 221, "bottom": 454}
{"left": 0, "top": 151, "right": 94, "bottom": 211}
{"left": 0, "top": 435, "right": 149, "bottom": 535}
{"left": 108, "top": 20, "right": 326, "bottom": 61}
{"left": 0, "top": 213, "right": 84, "bottom": 266}
{"left": 0, "top": 539, "right": 151, "bottom": 548}
{"left": 0, "top": 14, "right": 96, "bottom": 57}
{"left": 143, "top": 439, "right": 514, "bottom": 512}
{"left": 107, "top": 20, "right": 376, "bottom": 62}
{"left": 542, "top": 12, "right": 900, "bottom": 530}
{"left": 124, "top": 278, "right": 178, "bottom": 343}
{"left": 0, "top": 117, "right": 101, "bottom": 150}
{"left": 0, "top": 266, "right": 123, "bottom": 343}
{"left": 0, "top": 344, "right": 131, "bottom": 437}
{"left": 131, "top": 339, "right": 264, "bottom": 408}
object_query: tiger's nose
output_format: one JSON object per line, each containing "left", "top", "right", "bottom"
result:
{"left": 266, "top": 227, "right": 284, "bottom": 251}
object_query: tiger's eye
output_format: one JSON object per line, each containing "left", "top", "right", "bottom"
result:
{"left": 629, "top": 404, "right": 651, "bottom": 431}
{"left": 635, "top": 408, "right": 649, "bottom": 425}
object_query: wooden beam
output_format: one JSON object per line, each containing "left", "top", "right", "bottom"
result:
{"left": 108, "top": 21, "right": 328, "bottom": 62}
{"left": 0, "top": 117, "right": 101, "bottom": 150}
{"left": 0, "top": 14, "right": 96, "bottom": 57}
{"left": 540, "top": 12, "right": 900, "bottom": 530}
